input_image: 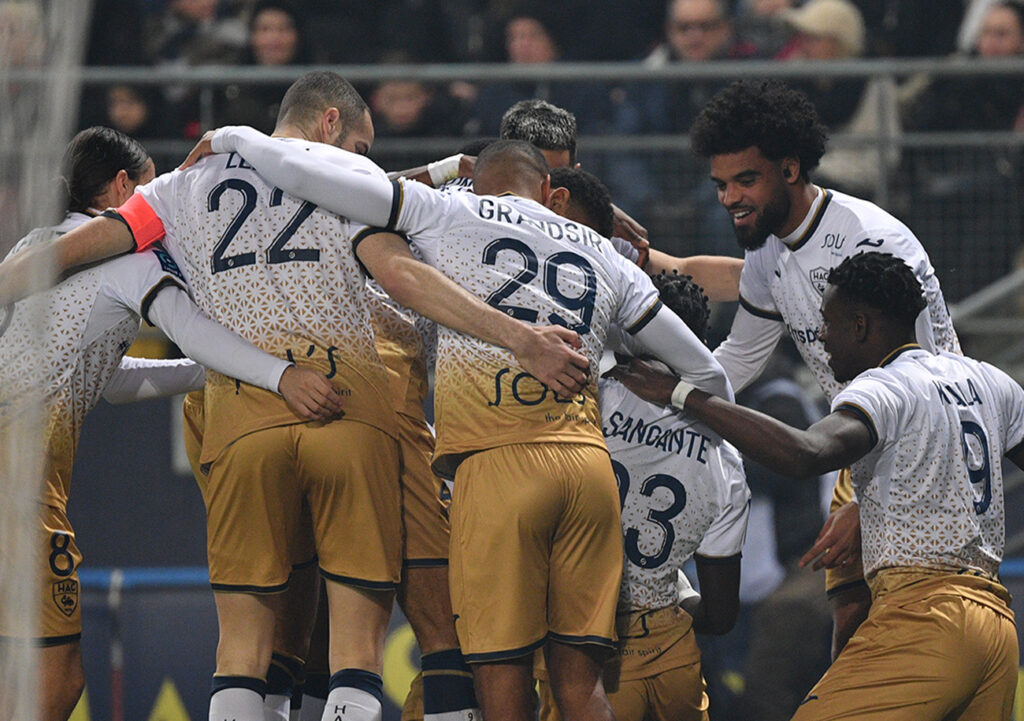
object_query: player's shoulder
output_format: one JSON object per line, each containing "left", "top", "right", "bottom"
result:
{"left": 825, "top": 190, "right": 922, "bottom": 250}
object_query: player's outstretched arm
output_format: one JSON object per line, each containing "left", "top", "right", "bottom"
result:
{"left": 630, "top": 307, "right": 734, "bottom": 401}
{"left": 182, "top": 126, "right": 397, "bottom": 229}
{"left": 357, "top": 232, "right": 590, "bottom": 398}
{"left": 646, "top": 253, "right": 743, "bottom": 303}
{"left": 690, "top": 555, "right": 741, "bottom": 635}
{"left": 386, "top": 154, "right": 473, "bottom": 187}
{"left": 612, "top": 357, "right": 873, "bottom": 479}
{"left": 713, "top": 306, "right": 786, "bottom": 394}
{"left": 102, "top": 356, "right": 206, "bottom": 404}
{"left": 0, "top": 216, "right": 133, "bottom": 306}
{"left": 146, "top": 285, "right": 344, "bottom": 421}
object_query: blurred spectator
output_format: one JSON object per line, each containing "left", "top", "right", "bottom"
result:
{"left": 735, "top": 0, "right": 798, "bottom": 57}
{"left": 470, "top": 6, "right": 612, "bottom": 136}
{"left": 371, "top": 77, "right": 466, "bottom": 138}
{"left": 904, "top": 1, "right": 1024, "bottom": 131}
{"left": 777, "top": 0, "right": 867, "bottom": 129}
{"left": 606, "top": 0, "right": 755, "bottom": 246}
{"left": 105, "top": 85, "right": 171, "bottom": 141}
{"left": 142, "top": 0, "right": 246, "bottom": 66}
{"left": 142, "top": 0, "right": 248, "bottom": 138}
{"left": 214, "top": 1, "right": 311, "bottom": 133}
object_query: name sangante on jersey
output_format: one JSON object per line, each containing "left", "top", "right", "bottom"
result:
{"left": 603, "top": 410, "right": 713, "bottom": 462}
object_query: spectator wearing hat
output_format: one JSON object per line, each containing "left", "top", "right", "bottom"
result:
{"left": 776, "top": 0, "right": 867, "bottom": 129}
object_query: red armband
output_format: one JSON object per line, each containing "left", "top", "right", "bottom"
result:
{"left": 115, "top": 193, "right": 166, "bottom": 252}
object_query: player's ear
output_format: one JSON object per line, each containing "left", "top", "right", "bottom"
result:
{"left": 781, "top": 158, "right": 800, "bottom": 184}
{"left": 546, "top": 186, "right": 570, "bottom": 214}
{"left": 854, "top": 310, "right": 870, "bottom": 342}
{"left": 321, "top": 106, "right": 341, "bottom": 142}
{"left": 539, "top": 173, "right": 552, "bottom": 205}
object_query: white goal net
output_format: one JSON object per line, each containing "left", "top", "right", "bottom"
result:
{"left": 0, "top": 1, "right": 92, "bottom": 718}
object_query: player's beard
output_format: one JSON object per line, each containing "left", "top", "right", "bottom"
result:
{"left": 732, "top": 191, "right": 790, "bottom": 251}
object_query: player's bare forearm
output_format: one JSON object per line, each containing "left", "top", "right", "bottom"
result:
{"left": 647, "top": 253, "right": 743, "bottom": 303}
{"left": 614, "top": 357, "right": 870, "bottom": 478}
{"left": 680, "top": 393, "right": 872, "bottom": 479}
{"left": 359, "top": 232, "right": 589, "bottom": 396}
{"left": 0, "top": 216, "right": 134, "bottom": 305}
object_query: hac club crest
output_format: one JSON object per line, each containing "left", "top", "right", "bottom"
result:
{"left": 809, "top": 267, "right": 830, "bottom": 295}
{"left": 52, "top": 579, "right": 79, "bottom": 617}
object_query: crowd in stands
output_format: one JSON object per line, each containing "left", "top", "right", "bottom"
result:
{"left": 77, "top": 0, "right": 1024, "bottom": 147}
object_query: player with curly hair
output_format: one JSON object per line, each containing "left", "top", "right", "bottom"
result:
{"left": 614, "top": 252, "right": 1023, "bottom": 721}
{"left": 691, "top": 79, "right": 961, "bottom": 658}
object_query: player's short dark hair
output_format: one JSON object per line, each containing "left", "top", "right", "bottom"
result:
{"left": 652, "top": 272, "right": 710, "bottom": 344}
{"left": 827, "top": 252, "right": 926, "bottom": 327}
{"left": 548, "top": 167, "right": 614, "bottom": 238}
{"left": 474, "top": 139, "right": 549, "bottom": 187}
{"left": 62, "top": 126, "right": 150, "bottom": 213}
{"left": 499, "top": 99, "right": 577, "bottom": 165}
{"left": 690, "top": 80, "right": 829, "bottom": 178}
{"left": 277, "top": 71, "right": 367, "bottom": 138}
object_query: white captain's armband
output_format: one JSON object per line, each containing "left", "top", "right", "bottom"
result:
{"left": 671, "top": 379, "right": 696, "bottom": 410}
{"left": 427, "top": 154, "right": 464, "bottom": 187}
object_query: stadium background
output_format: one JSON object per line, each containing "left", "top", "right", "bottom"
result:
{"left": 1, "top": 0, "right": 1023, "bottom": 719}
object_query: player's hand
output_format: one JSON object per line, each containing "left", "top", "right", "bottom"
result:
{"left": 800, "top": 501, "right": 862, "bottom": 572}
{"left": 611, "top": 203, "right": 650, "bottom": 268}
{"left": 458, "top": 154, "right": 476, "bottom": 178}
{"left": 178, "top": 130, "right": 220, "bottom": 170}
{"left": 278, "top": 366, "right": 345, "bottom": 421}
{"left": 513, "top": 325, "right": 590, "bottom": 399}
{"left": 606, "top": 356, "right": 678, "bottom": 406}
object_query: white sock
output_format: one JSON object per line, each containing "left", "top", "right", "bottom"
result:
{"left": 210, "top": 687, "right": 265, "bottom": 721}
{"left": 265, "top": 692, "right": 291, "bottom": 721}
{"left": 300, "top": 695, "right": 327, "bottom": 721}
{"left": 321, "top": 687, "right": 381, "bottom": 721}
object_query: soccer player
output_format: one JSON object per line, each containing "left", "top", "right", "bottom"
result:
{"left": 0, "top": 127, "right": 339, "bottom": 721}
{"left": 538, "top": 270, "right": 750, "bottom": 721}
{"left": 181, "top": 126, "right": 733, "bottom": 721}
{"left": 0, "top": 73, "right": 588, "bottom": 721}
{"left": 691, "top": 79, "right": 961, "bottom": 654}
{"left": 613, "top": 251, "right": 1022, "bottom": 721}
{"left": 417, "top": 98, "right": 745, "bottom": 302}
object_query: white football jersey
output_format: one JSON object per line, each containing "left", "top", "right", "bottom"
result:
{"left": 122, "top": 149, "right": 397, "bottom": 461}
{"left": 833, "top": 346, "right": 1024, "bottom": 579}
{"left": 0, "top": 213, "right": 187, "bottom": 509}
{"left": 394, "top": 184, "right": 662, "bottom": 475}
{"left": 601, "top": 376, "right": 750, "bottom": 611}
{"left": 736, "top": 188, "right": 960, "bottom": 401}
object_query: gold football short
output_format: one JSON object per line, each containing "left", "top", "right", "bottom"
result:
{"left": 203, "top": 420, "right": 401, "bottom": 592}
{"left": 793, "top": 571, "right": 1018, "bottom": 721}
{"left": 449, "top": 442, "right": 621, "bottom": 661}
{"left": 537, "top": 605, "right": 708, "bottom": 721}
{"left": 0, "top": 503, "right": 83, "bottom": 644}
